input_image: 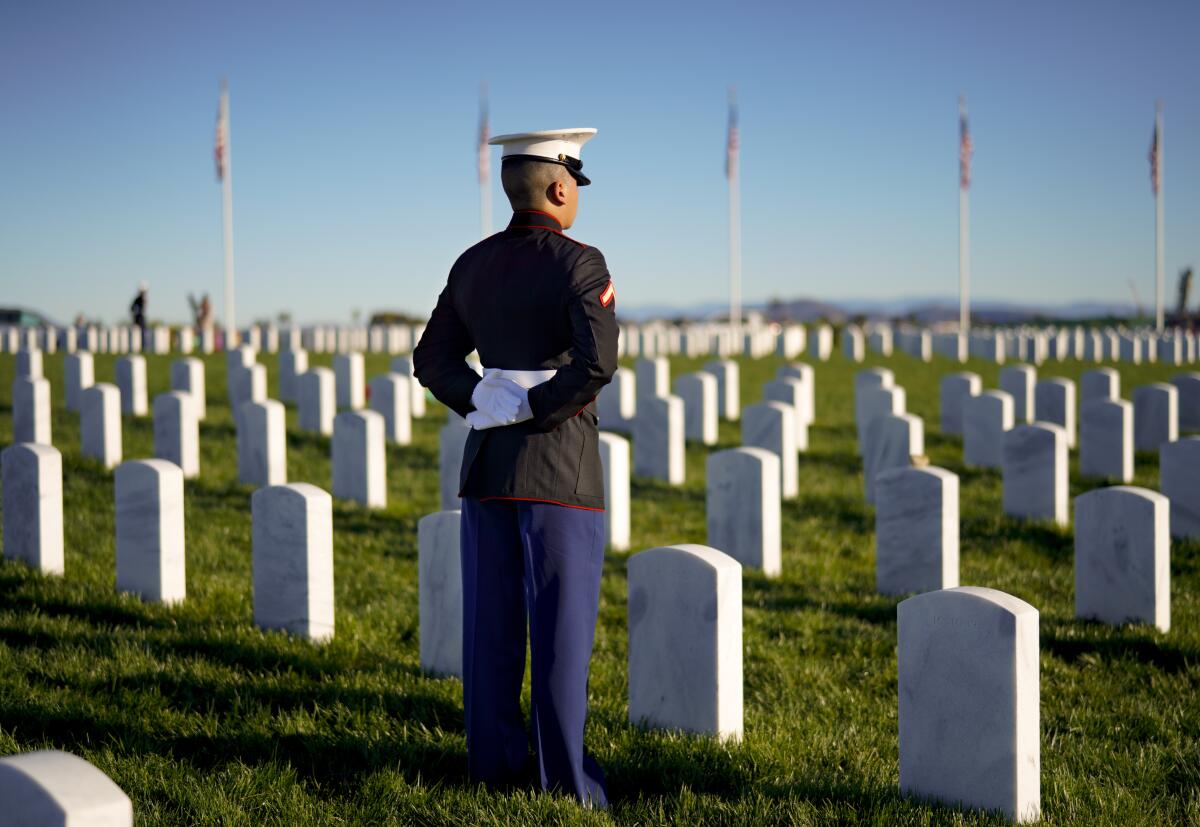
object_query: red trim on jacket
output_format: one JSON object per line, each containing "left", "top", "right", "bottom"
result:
{"left": 476, "top": 495, "right": 604, "bottom": 512}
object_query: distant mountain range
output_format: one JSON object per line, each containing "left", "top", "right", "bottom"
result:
{"left": 619, "top": 297, "right": 1140, "bottom": 325}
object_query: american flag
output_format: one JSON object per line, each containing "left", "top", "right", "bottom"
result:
{"left": 214, "top": 96, "right": 227, "bottom": 182}
{"left": 477, "top": 90, "right": 489, "bottom": 184}
{"left": 1149, "top": 120, "right": 1160, "bottom": 196}
{"left": 725, "top": 91, "right": 738, "bottom": 180}
{"left": 959, "top": 107, "right": 973, "bottom": 191}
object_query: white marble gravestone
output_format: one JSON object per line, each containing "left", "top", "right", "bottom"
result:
{"left": 389, "top": 356, "right": 427, "bottom": 418}
{"left": 64, "top": 352, "right": 94, "bottom": 412}
{"left": 80, "top": 383, "right": 122, "bottom": 469}
{"left": 15, "top": 349, "right": 43, "bottom": 379}
{"left": 856, "top": 385, "right": 906, "bottom": 456}
{"left": 939, "top": 372, "right": 982, "bottom": 436}
{"left": 741, "top": 401, "right": 797, "bottom": 499}
{"left": 898, "top": 586, "right": 1040, "bottom": 823}
{"left": 279, "top": 348, "right": 309, "bottom": 404}
{"left": 237, "top": 399, "right": 287, "bottom": 487}
{"left": 418, "top": 510, "right": 463, "bottom": 677}
{"left": 705, "top": 359, "right": 741, "bottom": 421}
{"left": 12, "top": 376, "right": 52, "bottom": 445}
{"left": 775, "top": 362, "right": 815, "bottom": 425}
{"left": 863, "top": 413, "right": 924, "bottom": 504}
{"left": 1033, "top": 378, "right": 1076, "bottom": 448}
{"left": 1075, "top": 486, "right": 1169, "bottom": 631}
{"left": 251, "top": 483, "right": 335, "bottom": 641}
{"left": 115, "top": 459, "right": 186, "bottom": 604}
{"left": 999, "top": 365, "right": 1036, "bottom": 423}
{"left": 332, "top": 410, "right": 386, "bottom": 508}
{"left": 0, "top": 750, "right": 133, "bottom": 826}
{"left": 764, "top": 377, "right": 810, "bottom": 450}
{"left": 439, "top": 414, "right": 471, "bottom": 511}
{"left": 627, "top": 544, "right": 743, "bottom": 740}
{"left": 706, "top": 447, "right": 781, "bottom": 576}
{"left": 115, "top": 355, "right": 148, "bottom": 417}
{"left": 598, "top": 432, "right": 631, "bottom": 551}
{"left": 962, "top": 390, "right": 1013, "bottom": 469}
{"left": 597, "top": 366, "right": 636, "bottom": 433}
{"left": 635, "top": 356, "right": 670, "bottom": 403}
{"left": 152, "top": 392, "right": 199, "bottom": 478}
{"left": 1081, "top": 367, "right": 1119, "bottom": 404}
{"left": 1, "top": 443, "right": 64, "bottom": 575}
{"left": 674, "top": 372, "right": 719, "bottom": 445}
{"left": 334, "top": 352, "right": 365, "bottom": 409}
{"left": 1160, "top": 437, "right": 1200, "bottom": 539}
{"left": 1079, "top": 398, "right": 1133, "bottom": 482}
{"left": 843, "top": 325, "right": 865, "bottom": 362}
{"left": 297, "top": 368, "right": 336, "bottom": 435}
{"left": 369, "top": 373, "right": 413, "bottom": 445}
{"left": 1172, "top": 372, "right": 1200, "bottom": 431}
{"left": 1132, "top": 383, "right": 1178, "bottom": 451}
{"left": 875, "top": 466, "right": 958, "bottom": 595}
{"left": 169, "top": 357, "right": 206, "bottom": 420}
{"left": 1002, "top": 423, "right": 1068, "bottom": 525}
{"left": 633, "top": 394, "right": 685, "bottom": 484}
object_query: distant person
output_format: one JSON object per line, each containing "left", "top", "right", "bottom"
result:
{"left": 189, "top": 292, "right": 213, "bottom": 332}
{"left": 130, "top": 282, "right": 148, "bottom": 345}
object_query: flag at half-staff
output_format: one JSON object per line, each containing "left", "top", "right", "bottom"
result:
{"left": 215, "top": 79, "right": 237, "bottom": 348}
{"left": 478, "top": 82, "right": 491, "bottom": 239}
{"left": 726, "top": 87, "right": 741, "bottom": 352}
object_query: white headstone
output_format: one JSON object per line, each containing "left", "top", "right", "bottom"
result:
{"left": 152, "top": 392, "right": 199, "bottom": 478}
{"left": 1081, "top": 367, "right": 1119, "bottom": 404}
{"left": 898, "top": 587, "right": 1040, "bottom": 823}
{"left": 704, "top": 359, "right": 740, "bottom": 421}
{"left": 115, "top": 459, "right": 186, "bottom": 604}
{"left": 706, "top": 447, "right": 780, "bottom": 576}
{"left": 0, "top": 750, "right": 133, "bottom": 826}
{"left": 598, "top": 432, "right": 631, "bottom": 552}
{"left": 332, "top": 410, "right": 386, "bottom": 508}
{"left": 12, "top": 376, "right": 52, "bottom": 445}
{"left": 1160, "top": 437, "right": 1200, "bottom": 539}
{"left": 1075, "top": 486, "right": 1169, "bottom": 632}
{"left": 80, "top": 383, "right": 122, "bottom": 469}
{"left": 279, "top": 348, "right": 309, "bottom": 404}
{"left": 389, "top": 356, "right": 426, "bottom": 418}
{"left": 15, "top": 349, "right": 43, "bottom": 379}
{"left": 875, "top": 466, "right": 958, "bottom": 595}
{"left": 1033, "top": 378, "right": 1076, "bottom": 448}
{"left": 1079, "top": 398, "right": 1133, "bottom": 482}
{"left": 763, "top": 377, "right": 810, "bottom": 449}
{"left": 334, "top": 352, "right": 366, "bottom": 409}
{"left": 418, "top": 510, "right": 462, "bottom": 677}
{"left": 627, "top": 544, "right": 743, "bottom": 740}
{"left": 939, "top": 372, "right": 981, "bottom": 435}
{"left": 439, "top": 414, "right": 470, "bottom": 511}
{"left": 64, "top": 352, "right": 94, "bottom": 412}
{"left": 368, "top": 373, "right": 413, "bottom": 445}
{"left": 252, "top": 483, "right": 335, "bottom": 641}
{"left": 237, "top": 399, "right": 287, "bottom": 486}
{"left": 297, "top": 368, "right": 336, "bottom": 436}
{"left": 1002, "top": 423, "right": 1068, "bottom": 525}
{"left": 633, "top": 394, "right": 684, "bottom": 485}
{"left": 775, "top": 362, "right": 815, "bottom": 425}
{"left": 673, "top": 372, "right": 719, "bottom": 445}
{"left": 1, "top": 443, "right": 64, "bottom": 575}
{"left": 115, "top": 355, "right": 148, "bottom": 417}
{"left": 999, "top": 365, "right": 1037, "bottom": 423}
{"left": 856, "top": 385, "right": 906, "bottom": 456}
{"left": 962, "top": 390, "right": 1013, "bottom": 469}
{"left": 843, "top": 325, "right": 864, "bottom": 362}
{"left": 597, "top": 366, "right": 636, "bottom": 433}
{"left": 863, "top": 412, "right": 924, "bottom": 504}
{"left": 814, "top": 324, "right": 834, "bottom": 361}
{"left": 1132, "top": 382, "right": 1178, "bottom": 451}
{"left": 1172, "top": 372, "right": 1200, "bottom": 431}
{"left": 170, "top": 358, "right": 206, "bottom": 420}
{"left": 635, "top": 356, "right": 670, "bottom": 403}
{"left": 741, "top": 401, "right": 797, "bottom": 499}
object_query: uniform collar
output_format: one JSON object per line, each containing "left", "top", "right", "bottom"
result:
{"left": 507, "top": 210, "right": 563, "bottom": 233}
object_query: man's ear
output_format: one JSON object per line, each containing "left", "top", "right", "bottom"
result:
{"left": 547, "top": 179, "right": 567, "bottom": 206}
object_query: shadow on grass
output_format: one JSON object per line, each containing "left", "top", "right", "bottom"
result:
{"left": 747, "top": 579, "right": 897, "bottom": 628}
{"left": 1042, "top": 624, "right": 1199, "bottom": 674}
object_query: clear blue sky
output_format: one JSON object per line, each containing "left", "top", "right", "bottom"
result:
{"left": 2, "top": 0, "right": 1198, "bottom": 325}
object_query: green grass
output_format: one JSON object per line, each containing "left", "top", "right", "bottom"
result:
{"left": 0, "top": 348, "right": 1197, "bottom": 825}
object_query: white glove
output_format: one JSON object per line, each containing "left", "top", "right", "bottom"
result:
{"left": 470, "top": 369, "right": 520, "bottom": 424}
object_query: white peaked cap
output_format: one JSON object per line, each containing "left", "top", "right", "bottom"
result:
{"left": 488, "top": 128, "right": 598, "bottom": 185}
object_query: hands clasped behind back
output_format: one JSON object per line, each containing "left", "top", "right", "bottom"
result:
{"left": 467, "top": 369, "right": 534, "bottom": 430}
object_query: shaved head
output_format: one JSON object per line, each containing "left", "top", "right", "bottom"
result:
{"left": 501, "top": 159, "right": 572, "bottom": 210}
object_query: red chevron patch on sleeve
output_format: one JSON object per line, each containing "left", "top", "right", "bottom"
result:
{"left": 599, "top": 281, "right": 615, "bottom": 307}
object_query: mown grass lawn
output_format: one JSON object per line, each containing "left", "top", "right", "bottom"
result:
{"left": 0, "top": 347, "right": 1197, "bottom": 826}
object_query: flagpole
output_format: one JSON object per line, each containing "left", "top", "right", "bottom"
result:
{"left": 958, "top": 94, "right": 970, "bottom": 357}
{"left": 220, "top": 79, "right": 237, "bottom": 349}
{"left": 728, "top": 88, "right": 741, "bottom": 354}
{"left": 479, "top": 82, "right": 492, "bottom": 240}
{"left": 1154, "top": 100, "right": 1164, "bottom": 332}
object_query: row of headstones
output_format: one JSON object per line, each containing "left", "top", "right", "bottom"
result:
{"left": 617, "top": 318, "right": 832, "bottom": 361}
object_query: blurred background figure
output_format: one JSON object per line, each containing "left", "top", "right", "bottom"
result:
{"left": 130, "top": 281, "right": 148, "bottom": 344}
{"left": 189, "top": 292, "right": 213, "bottom": 333}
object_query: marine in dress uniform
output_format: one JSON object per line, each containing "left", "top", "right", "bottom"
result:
{"left": 412, "top": 128, "right": 617, "bottom": 806}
